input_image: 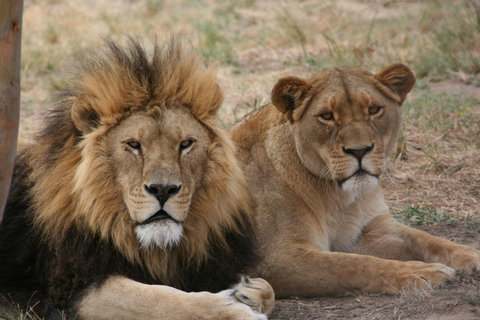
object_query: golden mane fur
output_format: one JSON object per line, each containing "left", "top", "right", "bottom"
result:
{"left": 26, "top": 38, "right": 250, "bottom": 280}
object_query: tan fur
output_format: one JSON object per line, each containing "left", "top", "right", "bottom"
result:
{"left": 21, "top": 38, "right": 273, "bottom": 318}
{"left": 231, "top": 64, "right": 480, "bottom": 298}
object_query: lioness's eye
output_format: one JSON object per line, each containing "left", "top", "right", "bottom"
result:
{"left": 369, "top": 106, "right": 383, "bottom": 115}
{"left": 179, "top": 139, "right": 194, "bottom": 152}
{"left": 126, "top": 140, "right": 141, "bottom": 150}
{"left": 319, "top": 112, "right": 334, "bottom": 121}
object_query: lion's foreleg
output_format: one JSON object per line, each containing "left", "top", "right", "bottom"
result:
{"left": 76, "top": 276, "right": 269, "bottom": 320}
{"left": 354, "top": 214, "right": 480, "bottom": 274}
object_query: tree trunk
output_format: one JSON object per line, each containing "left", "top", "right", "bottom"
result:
{"left": 0, "top": 0, "right": 23, "bottom": 222}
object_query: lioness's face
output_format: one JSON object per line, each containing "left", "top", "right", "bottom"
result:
{"left": 271, "top": 64, "right": 415, "bottom": 198}
{"left": 108, "top": 106, "right": 211, "bottom": 249}
{"left": 292, "top": 77, "right": 398, "bottom": 196}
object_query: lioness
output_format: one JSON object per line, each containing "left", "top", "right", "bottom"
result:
{"left": 230, "top": 63, "right": 480, "bottom": 297}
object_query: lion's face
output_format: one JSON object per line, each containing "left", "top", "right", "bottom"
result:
{"left": 34, "top": 38, "right": 251, "bottom": 271}
{"left": 107, "top": 106, "right": 212, "bottom": 249}
{"left": 271, "top": 64, "right": 415, "bottom": 198}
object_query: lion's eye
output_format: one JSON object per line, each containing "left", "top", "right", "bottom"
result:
{"left": 126, "top": 140, "right": 141, "bottom": 150}
{"left": 179, "top": 139, "right": 194, "bottom": 152}
{"left": 319, "top": 112, "right": 334, "bottom": 121}
{"left": 369, "top": 106, "right": 383, "bottom": 115}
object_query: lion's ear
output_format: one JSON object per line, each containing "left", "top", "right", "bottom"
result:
{"left": 374, "top": 63, "right": 415, "bottom": 104}
{"left": 271, "top": 76, "right": 312, "bottom": 119}
{"left": 71, "top": 97, "right": 100, "bottom": 134}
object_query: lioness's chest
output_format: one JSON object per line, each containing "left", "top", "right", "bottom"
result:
{"left": 310, "top": 195, "right": 388, "bottom": 253}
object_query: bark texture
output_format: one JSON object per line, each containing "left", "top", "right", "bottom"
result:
{"left": 0, "top": 0, "right": 23, "bottom": 222}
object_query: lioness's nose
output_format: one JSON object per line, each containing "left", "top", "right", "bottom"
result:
{"left": 144, "top": 184, "right": 182, "bottom": 207}
{"left": 342, "top": 144, "right": 374, "bottom": 161}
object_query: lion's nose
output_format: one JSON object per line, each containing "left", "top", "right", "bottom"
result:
{"left": 342, "top": 144, "right": 374, "bottom": 162}
{"left": 144, "top": 184, "right": 182, "bottom": 207}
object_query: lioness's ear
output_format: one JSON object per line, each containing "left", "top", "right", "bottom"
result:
{"left": 374, "top": 63, "right": 416, "bottom": 104}
{"left": 71, "top": 97, "right": 100, "bottom": 134}
{"left": 271, "top": 76, "right": 312, "bottom": 119}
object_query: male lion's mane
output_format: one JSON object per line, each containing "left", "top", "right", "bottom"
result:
{"left": 0, "top": 38, "right": 257, "bottom": 317}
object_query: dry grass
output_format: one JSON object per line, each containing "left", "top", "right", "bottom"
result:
{"left": 20, "top": 0, "right": 479, "bottom": 216}
{"left": 20, "top": 0, "right": 480, "bottom": 133}
{"left": 384, "top": 91, "right": 480, "bottom": 218}
{"left": 9, "top": 0, "right": 480, "bottom": 319}
{"left": 0, "top": 295, "right": 66, "bottom": 320}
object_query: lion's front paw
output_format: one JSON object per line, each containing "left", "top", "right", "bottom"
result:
{"left": 191, "top": 290, "right": 267, "bottom": 320}
{"left": 383, "top": 261, "right": 457, "bottom": 293}
{"left": 218, "top": 276, "right": 275, "bottom": 316}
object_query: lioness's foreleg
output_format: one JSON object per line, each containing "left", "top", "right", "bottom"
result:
{"left": 262, "top": 244, "right": 456, "bottom": 298}
{"left": 354, "top": 214, "right": 480, "bottom": 273}
{"left": 77, "top": 276, "right": 272, "bottom": 320}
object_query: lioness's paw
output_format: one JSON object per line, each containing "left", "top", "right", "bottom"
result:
{"left": 392, "top": 261, "right": 456, "bottom": 293}
{"left": 444, "top": 246, "right": 480, "bottom": 274}
{"left": 218, "top": 276, "right": 275, "bottom": 316}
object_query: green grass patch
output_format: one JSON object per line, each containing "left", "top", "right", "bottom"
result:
{"left": 196, "top": 20, "right": 233, "bottom": 64}
{"left": 403, "top": 92, "right": 477, "bottom": 127}
{"left": 402, "top": 91, "right": 479, "bottom": 152}
{"left": 392, "top": 206, "right": 457, "bottom": 226}
{"left": 393, "top": 206, "right": 480, "bottom": 232}
{"left": 144, "top": 0, "right": 164, "bottom": 16}
{"left": 399, "top": 91, "right": 479, "bottom": 173}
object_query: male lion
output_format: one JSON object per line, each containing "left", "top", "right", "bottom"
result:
{"left": 230, "top": 63, "right": 480, "bottom": 297}
{"left": 0, "top": 39, "right": 274, "bottom": 319}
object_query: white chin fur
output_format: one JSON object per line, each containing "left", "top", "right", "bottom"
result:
{"left": 135, "top": 220, "right": 183, "bottom": 250}
{"left": 341, "top": 174, "right": 378, "bottom": 203}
